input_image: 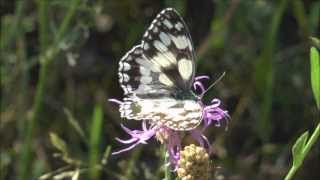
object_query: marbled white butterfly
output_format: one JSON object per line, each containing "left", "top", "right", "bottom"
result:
{"left": 118, "top": 8, "right": 203, "bottom": 131}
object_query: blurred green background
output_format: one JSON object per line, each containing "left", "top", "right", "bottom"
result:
{"left": 1, "top": 0, "right": 319, "bottom": 179}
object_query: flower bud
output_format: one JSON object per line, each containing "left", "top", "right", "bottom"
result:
{"left": 177, "top": 144, "right": 212, "bottom": 180}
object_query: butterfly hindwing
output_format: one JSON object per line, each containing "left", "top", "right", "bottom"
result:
{"left": 118, "top": 45, "right": 175, "bottom": 97}
{"left": 119, "top": 97, "right": 203, "bottom": 130}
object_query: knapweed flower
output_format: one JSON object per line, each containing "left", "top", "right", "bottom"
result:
{"left": 109, "top": 76, "right": 229, "bottom": 170}
{"left": 177, "top": 144, "right": 211, "bottom": 180}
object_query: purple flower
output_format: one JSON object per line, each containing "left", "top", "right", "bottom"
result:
{"left": 111, "top": 121, "right": 158, "bottom": 155}
{"left": 109, "top": 76, "right": 229, "bottom": 169}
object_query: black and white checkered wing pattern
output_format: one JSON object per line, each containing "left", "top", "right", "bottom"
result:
{"left": 118, "top": 45, "right": 174, "bottom": 97}
{"left": 117, "top": 8, "right": 203, "bottom": 131}
{"left": 119, "top": 8, "right": 196, "bottom": 96}
{"left": 141, "top": 8, "right": 196, "bottom": 90}
{"left": 119, "top": 97, "right": 203, "bottom": 131}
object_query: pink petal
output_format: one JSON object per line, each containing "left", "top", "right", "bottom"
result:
{"left": 108, "top": 99, "right": 123, "bottom": 105}
{"left": 195, "top": 75, "right": 210, "bottom": 80}
{"left": 115, "top": 137, "right": 137, "bottom": 144}
{"left": 111, "top": 141, "right": 140, "bottom": 155}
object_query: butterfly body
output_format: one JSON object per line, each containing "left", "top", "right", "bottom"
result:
{"left": 118, "top": 8, "right": 203, "bottom": 131}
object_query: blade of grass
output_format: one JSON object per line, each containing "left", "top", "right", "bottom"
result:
{"left": 63, "top": 108, "right": 88, "bottom": 144}
{"left": 196, "top": 0, "right": 239, "bottom": 59}
{"left": 309, "top": 1, "right": 320, "bottom": 35}
{"left": 0, "top": 0, "right": 26, "bottom": 50}
{"left": 101, "top": 145, "right": 112, "bottom": 165}
{"left": 89, "top": 104, "right": 104, "bottom": 180}
{"left": 254, "top": 0, "right": 289, "bottom": 142}
{"left": 292, "top": 0, "right": 310, "bottom": 38}
{"left": 18, "top": 0, "right": 81, "bottom": 179}
{"left": 38, "top": 0, "right": 49, "bottom": 51}
{"left": 17, "top": 0, "right": 49, "bottom": 178}
{"left": 123, "top": 147, "right": 142, "bottom": 180}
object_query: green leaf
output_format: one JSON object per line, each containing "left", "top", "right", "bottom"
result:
{"left": 310, "top": 47, "right": 320, "bottom": 108}
{"left": 292, "top": 131, "right": 309, "bottom": 167}
{"left": 49, "top": 132, "right": 68, "bottom": 155}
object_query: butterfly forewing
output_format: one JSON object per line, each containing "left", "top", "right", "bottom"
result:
{"left": 141, "top": 8, "right": 196, "bottom": 90}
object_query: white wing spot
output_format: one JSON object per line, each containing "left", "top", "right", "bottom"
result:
{"left": 144, "top": 31, "right": 149, "bottom": 38}
{"left": 153, "top": 40, "right": 168, "bottom": 52}
{"left": 175, "top": 22, "right": 183, "bottom": 31}
{"left": 136, "top": 84, "right": 151, "bottom": 92}
{"left": 186, "top": 112, "right": 202, "bottom": 119}
{"left": 136, "top": 57, "right": 161, "bottom": 72}
{"left": 163, "top": 19, "right": 173, "bottom": 29}
{"left": 162, "top": 51, "right": 177, "bottom": 64}
{"left": 139, "top": 66, "right": 150, "bottom": 76}
{"left": 140, "top": 101, "right": 155, "bottom": 114}
{"left": 119, "top": 62, "right": 123, "bottom": 70}
{"left": 159, "top": 74, "right": 174, "bottom": 86}
{"left": 134, "top": 48, "right": 142, "bottom": 54}
{"left": 159, "top": 99, "right": 178, "bottom": 109}
{"left": 126, "top": 55, "right": 132, "bottom": 61}
{"left": 148, "top": 23, "right": 154, "bottom": 30}
{"left": 121, "top": 85, "right": 132, "bottom": 94}
{"left": 144, "top": 43, "right": 150, "bottom": 50}
{"left": 170, "top": 35, "right": 188, "bottom": 49}
{"left": 140, "top": 76, "right": 152, "bottom": 84}
{"left": 121, "top": 62, "right": 131, "bottom": 71}
{"left": 178, "top": 58, "right": 193, "bottom": 80}
{"left": 118, "top": 73, "right": 123, "bottom": 82}
{"left": 152, "top": 26, "right": 158, "bottom": 33}
{"left": 167, "top": 108, "right": 185, "bottom": 116}
{"left": 159, "top": 32, "right": 171, "bottom": 46}
{"left": 183, "top": 100, "right": 200, "bottom": 111}
{"left": 123, "top": 74, "right": 130, "bottom": 82}
{"left": 152, "top": 54, "right": 172, "bottom": 68}
{"left": 172, "top": 116, "right": 184, "bottom": 122}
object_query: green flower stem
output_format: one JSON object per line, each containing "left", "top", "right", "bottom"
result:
{"left": 284, "top": 122, "right": 320, "bottom": 180}
{"left": 124, "top": 147, "right": 142, "bottom": 180}
{"left": 89, "top": 104, "right": 103, "bottom": 180}
{"left": 302, "top": 122, "right": 320, "bottom": 159}
{"left": 18, "top": 0, "right": 81, "bottom": 179}
{"left": 163, "top": 146, "right": 172, "bottom": 180}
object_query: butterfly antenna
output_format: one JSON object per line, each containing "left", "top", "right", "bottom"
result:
{"left": 201, "top": 72, "right": 226, "bottom": 97}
